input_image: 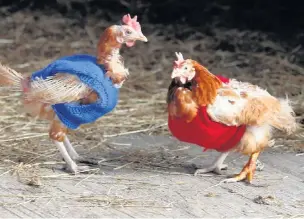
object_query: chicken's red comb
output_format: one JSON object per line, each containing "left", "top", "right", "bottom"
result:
{"left": 174, "top": 52, "right": 185, "bottom": 68}
{"left": 122, "top": 14, "right": 141, "bottom": 32}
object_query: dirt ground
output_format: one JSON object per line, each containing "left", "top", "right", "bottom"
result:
{"left": 0, "top": 8, "right": 303, "bottom": 217}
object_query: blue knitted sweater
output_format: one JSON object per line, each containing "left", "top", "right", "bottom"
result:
{"left": 31, "top": 54, "right": 119, "bottom": 130}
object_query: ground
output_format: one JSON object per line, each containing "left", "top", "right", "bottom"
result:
{"left": 0, "top": 9, "right": 303, "bottom": 218}
{"left": 0, "top": 135, "right": 303, "bottom": 217}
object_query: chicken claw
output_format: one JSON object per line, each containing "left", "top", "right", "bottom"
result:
{"left": 64, "top": 163, "right": 97, "bottom": 174}
{"left": 223, "top": 151, "right": 260, "bottom": 183}
{"left": 195, "top": 163, "right": 228, "bottom": 175}
{"left": 194, "top": 152, "right": 229, "bottom": 175}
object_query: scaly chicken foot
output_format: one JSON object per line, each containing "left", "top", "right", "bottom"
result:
{"left": 63, "top": 136, "right": 101, "bottom": 165}
{"left": 50, "top": 118, "right": 98, "bottom": 174}
{"left": 194, "top": 152, "right": 229, "bottom": 175}
{"left": 54, "top": 140, "right": 93, "bottom": 174}
{"left": 223, "top": 151, "right": 260, "bottom": 183}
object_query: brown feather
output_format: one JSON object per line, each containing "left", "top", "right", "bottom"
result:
{"left": 97, "top": 26, "right": 122, "bottom": 65}
{"left": 49, "top": 117, "right": 68, "bottom": 142}
{"left": 96, "top": 26, "right": 127, "bottom": 85}
{"left": 79, "top": 91, "right": 99, "bottom": 105}
{"left": 191, "top": 60, "right": 222, "bottom": 106}
{"left": 168, "top": 87, "right": 198, "bottom": 122}
{"left": 167, "top": 61, "right": 222, "bottom": 122}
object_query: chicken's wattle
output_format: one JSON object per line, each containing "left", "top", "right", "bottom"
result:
{"left": 126, "top": 40, "right": 135, "bottom": 47}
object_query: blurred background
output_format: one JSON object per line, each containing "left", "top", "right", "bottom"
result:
{"left": 0, "top": 0, "right": 303, "bottom": 166}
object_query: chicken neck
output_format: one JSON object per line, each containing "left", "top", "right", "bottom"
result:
{"left": 96, "top": 25, "right": 127, "bottom": 85}
{"left": 191, "top": 61, "right": 222, "bottom": 107}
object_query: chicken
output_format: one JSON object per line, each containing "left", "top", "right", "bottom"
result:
{"left": 167, "top": 52, "right": 297, "bottom": 183}
{"left": 0, "top": 14, "right": 148, "bottom": 174}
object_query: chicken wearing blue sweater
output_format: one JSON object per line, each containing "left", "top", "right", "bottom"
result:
{"left": 0, "top": 14, "right": 148, "bottom": 173}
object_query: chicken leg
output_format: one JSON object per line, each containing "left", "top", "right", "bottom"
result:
{"left": 63, "top": 136, "right": 101, "bottom": 165}
{"left": 194, "top": 152, "right": 229, "bottom": 175}
{"left": 223, "top": 151, "right": 260, "bottom": 183}
{"left": 53, "top": 140, "right": 89, "bottom": 173}
{"left": 50, "top": 117, "right": 96, "bottom": 173}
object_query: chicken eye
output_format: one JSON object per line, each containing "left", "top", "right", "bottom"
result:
{"left": 228, "top": 100, "right": 235, "bottom": 105}
{"left": 184, "top": 66, "right": 188, "bottom": 70}
{"left": 125, "top": 30, "right": 132, "bottom": 35}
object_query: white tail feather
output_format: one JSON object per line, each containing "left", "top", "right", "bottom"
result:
{"left": 269, "top": 97, "right": 298, "bottom": 135}
{"left": 0, "top": 64, "right": 92, "bottom": 104}
{"left": 0, "top": 63, "right": 24, "bottom": 88}
{"left": 27, "top": 74, "right": 92, "bottom": 104}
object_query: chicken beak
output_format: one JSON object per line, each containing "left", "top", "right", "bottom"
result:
{"left": 171, "top": 69, "right": 180, "bottom": 79}
{"left": 137, "top": 34, "right": 148, "bottom": 42}
{"left": 171, "top": 69, "right": 187, "bottom": 84}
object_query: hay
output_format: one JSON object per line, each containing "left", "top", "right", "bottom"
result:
{"left": 0, "top": 9, "right": 303, "bottom": 180}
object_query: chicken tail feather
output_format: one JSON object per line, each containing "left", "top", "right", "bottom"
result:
{"left": 268, "top": 97, "right": 298, "bottom": 135}
{"left": 0, "top": 63, "right": 24, "bottom": 89}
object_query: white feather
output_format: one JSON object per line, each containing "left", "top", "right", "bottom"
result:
{"left": 26, "top": 73, "right": 92, "bottom": 104}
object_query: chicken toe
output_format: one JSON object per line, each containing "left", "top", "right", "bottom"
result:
{"left": 63, "top": 160, "right": 78, "bottom": 174}
{"left": 194, "top": 152, "right": 229, "bottom": 176}
{"left": 64, "top": 164, "right": 98, "bottom": 174}
{"left": 195, "top": 163, "right": 228, "bottom": 175}
{"left": 222, "top": 151, "right": 260, "bottom": 183}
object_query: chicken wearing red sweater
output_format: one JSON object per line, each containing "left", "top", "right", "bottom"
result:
{"left": 167, "top": 52, "right": 297, "bottom": 183}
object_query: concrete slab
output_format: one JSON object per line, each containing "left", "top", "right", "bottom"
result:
{"left": 0, "top": 134, "right": 303, "bottom": 218}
